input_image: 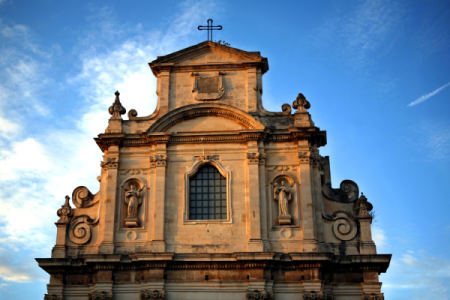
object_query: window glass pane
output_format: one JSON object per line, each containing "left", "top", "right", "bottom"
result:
{"left": 189, "top": 165, "right": 227, "bottom": 220}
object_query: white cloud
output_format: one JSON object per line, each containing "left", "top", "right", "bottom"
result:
{"left": 372, "top": 226, "right": 386, "bottom": 251}
{"left": 412, "top": 120, "right": 450, "bottom": 160}
{"left": 0, "top": 1, "right": 216, "bottom": 284}
{"left": 382, "top": 250, "right": 450, "bottom": 299}
{"left": 408, "top": 81, "right": 450, "bottom": 106}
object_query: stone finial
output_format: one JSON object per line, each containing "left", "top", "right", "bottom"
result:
{"left": 108, "top": 91, "right": 126, "bottom": 119}
{"left": 57, "top": 195, "right": 73, "bottom": 224}
{"left": 292, "top": 93, "right": 310, "bottom": 113}
{"left": 354, "top": 193, "right": 374, "bottom": 219}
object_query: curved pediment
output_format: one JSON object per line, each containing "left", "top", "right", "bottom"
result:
{"left": 147, "top": 103, "right": 265, "bottom": 133}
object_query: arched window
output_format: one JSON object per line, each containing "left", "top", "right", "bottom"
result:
{"left": 189, "top": 165, "right": 227, "bottom": 220}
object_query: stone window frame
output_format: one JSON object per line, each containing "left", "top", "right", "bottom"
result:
{"left": 183, "top": 156, "right": 232, "bottom": 224}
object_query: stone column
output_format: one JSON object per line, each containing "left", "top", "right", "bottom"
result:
{"left": 245, "top": 134, "right": 264, "bottom": 252}
{"left": 298, "top": 148, "right": 318, "bottom": 252}
{"left": 311, "top": 151, "right": 325, "bottom": 244}
{"left": 150, "top": 134, "right": 170, "bottom": 252}
{"left": 99, "top": 145, "right": 120, "bottom": 254}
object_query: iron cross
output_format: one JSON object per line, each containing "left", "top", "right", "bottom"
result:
{"left": 198, "top": 19, "right": 222, "bottom": 41}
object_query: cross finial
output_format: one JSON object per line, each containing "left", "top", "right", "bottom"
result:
{"left": 198, "top": 19, "right": 222, "bottom": 41}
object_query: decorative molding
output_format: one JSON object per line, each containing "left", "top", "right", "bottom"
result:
{"left": 147, "top": 104, "right": 265, "bottom": 133}
{"left": 246, "top": 290, "right": 273, "bottom": 300}
{"left": 268, "top": 166, "right": 298, "bottom": 172}
{"left": 247, "top": 152, "right": 266, "bottom": 165}
{"left": 88, "top": 291, "right": 113, "bottom": 300}
{"left": 140, "top": 290, "right": 165, "bottom": 300}
{"left": 72, "top": 186, "right": 100, "bottom": 208}
{"left": 193, "top": 155, "right": 220, "bottom": 163}
{"left": 56, "top": 196, "right": 73, "bottom": 224}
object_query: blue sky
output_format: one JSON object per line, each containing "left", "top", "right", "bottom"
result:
{"left": 0, "top": 0, "right": 449, "bottom": 299}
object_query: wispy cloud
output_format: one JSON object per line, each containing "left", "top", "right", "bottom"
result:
{"left": 408, "top": 81, "right": 450, "bottom": 107}
{"left": 310, "top": 0, "right": 402, "bottom": 69}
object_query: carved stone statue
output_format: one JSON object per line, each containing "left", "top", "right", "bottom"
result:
{"left": 274, "top": 181, "right": 292, "bottom": 225}
{"left": 124, "top": 184, "right": 144, "bottom": 227}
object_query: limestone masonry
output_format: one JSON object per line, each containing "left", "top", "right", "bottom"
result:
{"left": 37, "top": 41, "right": 391, "bottom": 300}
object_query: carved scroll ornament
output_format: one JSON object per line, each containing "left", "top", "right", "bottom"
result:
{"left": 72, "top": 186, "right": 100, "bottom": 208}
{"left": 332, "top": 212, "right": 357, "bottom": 241}
{"left": 322, "top": 180, "right": 359, "bottom": 203}
{"left": 69, "top": 215, "right": 98, "bottom": 245}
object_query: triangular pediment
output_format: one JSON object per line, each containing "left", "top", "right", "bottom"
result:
{"left": 150, "top": 41, "right": 268, "bottom": 74}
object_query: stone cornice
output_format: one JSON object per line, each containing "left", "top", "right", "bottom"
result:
{"left": 36, "top": 253, "right": 391, "bottom": 274}
{"left": 100, "top": 129, "right": 326, "bottom": 151}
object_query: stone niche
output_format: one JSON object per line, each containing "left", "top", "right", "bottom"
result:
{"left": 270, "top": 174, "right": 300, "bottom": 228}
{"left": 120, "top": 178, "right": 146, "bottom": 229}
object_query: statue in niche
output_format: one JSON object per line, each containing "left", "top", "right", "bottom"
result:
{"left": 274, "top": 180, "right": 292, "bottom": 225}
{"left": 124, "top": 183, "right": 144, "bottom": 227}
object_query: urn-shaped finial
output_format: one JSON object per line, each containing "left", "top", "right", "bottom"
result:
{"left": 292, "top": 93, "right": 311, "bottom": 113}
{"left": 108, "top": 91, "right": 126, "bottom": 119}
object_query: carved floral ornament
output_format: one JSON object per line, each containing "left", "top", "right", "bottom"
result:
{"left": 303, "top": 291, "right": 334, "bottom": 300}
{"left": 140, "top": 289, "right": 165, "bottom": 300}
{"left": 246, "top": 290, "right": 274, "bottom": 300}
{"left": 88, "top": 291, "right": 113, "bottom": 300}
{"left": 101, "top": 157, "right": 119, "bottom": 169}
{"left": 108, "top": 91, "right": 126, "bottom": 119}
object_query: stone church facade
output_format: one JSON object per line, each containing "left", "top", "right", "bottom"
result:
{"left": 37, "top": 41, "right": 391, "bottom": 300}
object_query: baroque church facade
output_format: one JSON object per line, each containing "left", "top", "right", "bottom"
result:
{"left": 37, "top": 41, "right": 391, "bottom": 300}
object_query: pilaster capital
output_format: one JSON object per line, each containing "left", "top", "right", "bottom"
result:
{"left": 101, "top": 157, "right": 119, "bottom": 170}
{"left": 150, "top": 155, "right": 167, "bottom": 168}
{"left": 247, "top": 152, "right": 266, "bottom": 165}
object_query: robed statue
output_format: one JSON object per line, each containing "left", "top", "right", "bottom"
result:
{"left": 274, "top": 181, "right": 292, "bottom": 225}
{"left": 124, "top": 184, "right": 144, "bottom": 227}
